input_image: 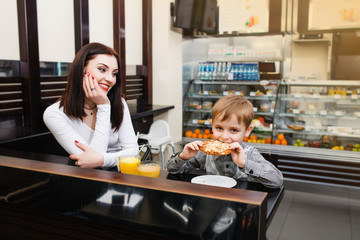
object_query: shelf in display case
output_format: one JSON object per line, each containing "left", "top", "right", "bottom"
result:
{"left": 205, "top": 57, "right": 283, "bottom": 62}
{"left": 274, "top": 129, "right": 360, "bottom": 139}
{"left": 193, "top": 80, "right": 277, "bottom": 85}
{"left": 281, "top": 80, "right": 360, "bottom": 87}
{"left": 184, "top": 108, "right": 275, "bottom": 117}
{"left": 183, "top": 124, "right": 271, "bottom": 133}
{"left": 253, "top": 112, "right": 275, "bottom": 117}
{"left": 188, "top": 93, "right": 276, "bottom": 101}
{"left": 184, "top": 122, "right": 212, "bottom": 128}
{"left": 278, "top": 113, "right": 360, "bottom": 120}
{"left": 278, "top": 95, "right": 360, "bottom": 103}
{"left": 188, "top": 94, "right": 222, "bottom": 99}
{"left": 269, "top": 145, "right": 360, "bottom": 162}
{"left": 184, "top": 108, "right": 212, "bottom": 113}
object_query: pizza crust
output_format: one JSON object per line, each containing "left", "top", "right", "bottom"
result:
{"left": 200, "top": 140, "right": 233, "bottom": 155}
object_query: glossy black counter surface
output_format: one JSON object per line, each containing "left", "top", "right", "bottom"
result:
{"left": 167, "top": 172, "right": 284, "bottom": 225}
{"left": 128, "top": 103, "right": 174, "bottom": 119}
{"left": 0, "top": 151, "right": 283, "bottom": 239}
{"left": 0, "top": 155, "right": 267, "bottom": 240}
{"left": 0, "top": 148, "right": 283, "bottom": 224}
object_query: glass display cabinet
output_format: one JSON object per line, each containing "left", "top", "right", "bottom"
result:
{"left": 182, "top": 79, "right": 360, "bottom": 160}
{"left": 273, "top": 80, "right": 360, "bottom": 161}
{"left": 183, "top": 78, "right": 279, "bottom": 143}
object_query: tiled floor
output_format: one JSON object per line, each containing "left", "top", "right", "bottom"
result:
{"left": 267, "top": 180, "right": 360, "bottom": 240}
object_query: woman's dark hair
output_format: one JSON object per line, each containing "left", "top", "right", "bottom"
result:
{"left": 59, "top": 42, "right": 124, "bottom": 131}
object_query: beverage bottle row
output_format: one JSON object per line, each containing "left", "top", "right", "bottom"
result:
{"left": 197, "top": 62, "right": 230, "bottom": 80}
{"left": 197, "top": 62, "right": 259, "bottom": 81}
{"left": 231, "top": 63, "right": 259, "bottom": 80}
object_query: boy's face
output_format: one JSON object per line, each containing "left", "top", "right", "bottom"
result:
{"left": 212, "top": 114, "right": 252, "bottom": 144}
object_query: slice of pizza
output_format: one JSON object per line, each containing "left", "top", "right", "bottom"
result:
{"left": 200, "top": 140, "right": 233, "bottom": 155}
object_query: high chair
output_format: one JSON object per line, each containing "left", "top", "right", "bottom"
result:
{"left": 139, "top": 120, "right": 175, "bottom": 170}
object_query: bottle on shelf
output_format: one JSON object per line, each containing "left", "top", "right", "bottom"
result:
{"left": 203, "top": 63, "right": 209, "bottom": 80}
{"left": 216, "top": 62, "right": 222, "bottom": 80}
{"left": 197, "top": 62, "right": 203, "bottom": 80}
{"left": 221, "top": 62, "right": 227, "bottom": 80}
{"left": 226, "top": 62, "right": 232, "bottom": 80}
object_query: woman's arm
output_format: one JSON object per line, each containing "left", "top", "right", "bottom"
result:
{"left": 87, "top": 104, "right": 111, "bottom": 153}
{"left": 43, "top": 102, "right": 111, "bottom": 154}
{"left": 43, "top": 103, "right": 88, "bottom": 155}
{"left": 102, "top": 100, "right": 138, "bottom": 168}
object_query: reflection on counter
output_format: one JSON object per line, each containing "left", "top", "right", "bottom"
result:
{"left": 0, "top": 162, "right": 271, "bottom": 239}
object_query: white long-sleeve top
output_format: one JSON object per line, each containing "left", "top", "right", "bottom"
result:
{"left": 43, "top": 99, "right": 138, "bottom": 168}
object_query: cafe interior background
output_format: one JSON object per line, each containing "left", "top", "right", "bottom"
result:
{"left": 1, "top": 0, "right": 360, "bottom": 186}
{"left": 0, "top": 0, "right": 360, "bottom": 239}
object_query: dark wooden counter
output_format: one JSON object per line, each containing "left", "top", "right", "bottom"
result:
{"left": 128, "top": 103, "right": 174, "bottom": 134}
{"left": 0, "top": 150, "right": 283, "bottom": 240}
{"left": 128, "top": 104, "right": 174, "bottom": 119}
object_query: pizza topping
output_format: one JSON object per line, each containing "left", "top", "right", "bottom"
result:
{"left": 200, "top": 140, "right": 233, "bottom": 155}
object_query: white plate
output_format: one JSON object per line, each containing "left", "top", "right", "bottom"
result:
{"left": 191, "top": 175, "right": 237, "bottom": 188}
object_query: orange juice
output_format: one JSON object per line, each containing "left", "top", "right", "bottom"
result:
{"left": 137, "top": 163, "right": 161, "bottom": 178}
{"left": 119, "top": 156, "right": 140, "bottom": 175}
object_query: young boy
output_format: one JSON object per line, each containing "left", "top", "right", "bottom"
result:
{"left": 166, "top": 95, "right": 283, "bottom": 188}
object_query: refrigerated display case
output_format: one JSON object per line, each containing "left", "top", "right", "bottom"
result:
{"left": 181, "top": 34, "right": 360, "bottom": 186}
{"left": 183, "top": 78, "right": 279, "bottom": 144}
{"left": 272, "top": 80, "right": 360, "bottom": 161}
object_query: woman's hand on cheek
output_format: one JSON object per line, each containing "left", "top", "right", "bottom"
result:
{"left": 69, "top": 140, "right": 104, "bottom": 168}
{"left": 83, "top": 71, "right": 110, "bottom": 105}
{"left": 230, "top": 142, "right": 246, "bottom": 168}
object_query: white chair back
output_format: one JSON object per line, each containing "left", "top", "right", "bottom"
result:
{"left": 147, "top": 120, "right": 170, "bottom": 139}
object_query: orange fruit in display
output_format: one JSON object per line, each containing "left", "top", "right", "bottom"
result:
{"left": 191, "top": 133, "right": 197, "bottom": 138}
{"left": 185, "top": 130, "right": 193, "bottom": 137}
{"left": 281, "top": 139, "right": 287, "bottom": 145}
{"left": 250, "top": 135, "right": 258, "bottom": 141}
{"left": 277, "top": 134, "right": 285, "bottom": 141}
{"left": 195, "top": 129, "right": 201, "bottom": 134}
{"left": 204, "top": 129, "right": 210, "bottom": 135}
{"left": 265, "top": 137, "right": 272, "bottom": 144}
{"left": 275, "top": 139, "right": 281, "bottom": 145}
{"left": 203, "top": 134, "right": 209, "bottom": 139}
{"left": 210, "top": 134, "right": 214, "bottom": 139}
{"left": 197, "top": 133, "right": 203, "bottom": 139}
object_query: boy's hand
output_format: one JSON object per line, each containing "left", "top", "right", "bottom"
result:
{"left": 229, "top": 142, "right": 246, "bottom": 168}
{"left": 179, "top": 141, "right": 204, "bottom": 160}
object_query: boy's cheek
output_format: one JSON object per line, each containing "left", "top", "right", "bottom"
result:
{"left": 212, "top": 132, "right": 220, "bottom": 140}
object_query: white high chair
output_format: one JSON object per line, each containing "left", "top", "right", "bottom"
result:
{"left": 139, "top": 120, "right": 175, "bottom": 170}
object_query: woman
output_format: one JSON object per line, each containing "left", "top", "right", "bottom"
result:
{"left": 43, "top": 42, "right": 138, "bottom": 168}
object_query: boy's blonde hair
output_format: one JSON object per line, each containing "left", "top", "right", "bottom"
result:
{"left": 212, "top": 95, "right": 254, "bottom": 129}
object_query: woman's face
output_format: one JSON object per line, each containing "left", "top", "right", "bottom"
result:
{"left": 84, "top": 54, "right": 118, "bottom": 94}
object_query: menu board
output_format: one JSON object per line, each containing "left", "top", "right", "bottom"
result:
{"left": 218, "top": 0, "right": 269, "bottom": 33}
{"left": 309, "top": 0, "right": 360, "bottom": 30}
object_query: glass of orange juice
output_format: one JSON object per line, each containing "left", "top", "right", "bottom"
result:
{"left": 137, "top": 163, "right": 161, "bottom": 178}
{"left": 118, "top": 155, "right": 141, "bottom": 175}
